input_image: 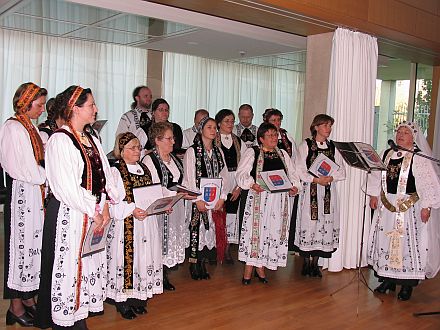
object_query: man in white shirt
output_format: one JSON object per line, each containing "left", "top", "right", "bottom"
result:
{"left": 115, "top": 86, "right": 152, "bottom": 137}
{"left": 182, "top": 109, "right": 209, "bottom": 149}
{"left": 233, "top": 104, "right": 258, "bottom": 148}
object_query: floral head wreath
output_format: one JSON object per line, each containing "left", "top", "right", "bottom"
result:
{"left": 197, "top": 115, "right": 212, "bottom": 133}
{"left": 396, "top": 120, "right": 419, "bottom": 140}
{"left": 118, "top": 132, "right": 137, "bottom": 153}
{"left": 17, "top": 83, "right": 41, "bottom": 112}
{"left": 67, "top": 86, "right": 84, "bottom": 118}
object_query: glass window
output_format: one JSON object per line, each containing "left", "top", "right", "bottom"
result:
{"left": 374, "top": 58, "right": 411, "bottom": 150}
{"left": 374, "top": 58, "right": 433, "bottom": 151}
{"left": 414, "top": 64, "right": 433, "bottom": 135}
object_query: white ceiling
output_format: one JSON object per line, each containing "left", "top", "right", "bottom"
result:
{"left": 0, "top": 0, "right": 307, "bottom": 71}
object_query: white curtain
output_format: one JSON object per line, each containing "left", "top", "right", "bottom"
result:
{"left": 0, "top": 29, "right": 148, "bottom": 152}
{"left": 163, "top": 52, "right": 305, "bottom": 141}
{"left": 323, "top": 28, "right": 378, "bottom": 271}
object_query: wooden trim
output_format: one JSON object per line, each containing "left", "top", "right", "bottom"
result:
{"left": 149, "top": 0, "right": 440, "bottom": 64}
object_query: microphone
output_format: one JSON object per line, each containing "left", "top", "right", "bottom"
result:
{"left": 387, "top": 139, "right": 399, "bottom": 151}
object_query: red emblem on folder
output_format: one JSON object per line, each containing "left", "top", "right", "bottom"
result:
{"left": 203, "top": 187, "right": 217, "bottom": 202}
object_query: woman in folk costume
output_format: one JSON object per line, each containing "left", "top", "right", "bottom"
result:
{"left": 294, "top": 114, "right": 346, "bottom": 278}
{"left": 367, "top": 121, "right": 440, "bottom": 301}
{"left": 0, "top": 82, "right": 47, "bottom": 327}
{"left": 214, "top": 109, "right": 247, "bottom": 263}
{"left": 138, "top": 98, "right": 184, "bottom": 155}
{"left": 262, "top": 108, "right": 297, "bottom": 162}
{"left": 183, "top": 116, "right": 231, "bottom": 280}
{"left": 262, "top": 108, "right": 301, "bottom": 254}
{"left": 34, "top": 86, "right": 118, "bottom": 329}
{"left": 237, "top": 123, "right": 300, "bottom": 285}
{"left": 107, "top": 132, "right": 163, "bottom": 319}
{"left": 142, "top": 122, "right": 192, "bottom": 291}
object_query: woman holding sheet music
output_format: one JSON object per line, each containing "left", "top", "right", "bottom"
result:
{"left": 236, "top": 123, "right": 300, "bottom": 284}
{"left": 142, "top": 122, "right": 191, "bottom": 291}
{"left": 183, "top": 116, "right": 231, "bottom": 280}
{"left": 367, "top": 121, "right": 440, "bottom": 301}
{"left": 35, "top": 86, "right": 118, "bottom": 329}
{"left": 293, "top": 114, "right": 346, "bottom": 278}
{"left": 106, "top": 132, "right": 163, "bottom": 319}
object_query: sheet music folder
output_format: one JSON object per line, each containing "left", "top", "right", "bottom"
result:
{"left": 333, "top": 141, "right": 386, "bottom": 172}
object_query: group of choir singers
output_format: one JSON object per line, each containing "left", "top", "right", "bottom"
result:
{"left": 1, "top": 82, "right": 439, "bottom": 329}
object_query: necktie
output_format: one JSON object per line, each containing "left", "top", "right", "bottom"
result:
{"left": 241, "top": 128, "right": 255, "bottom": 143}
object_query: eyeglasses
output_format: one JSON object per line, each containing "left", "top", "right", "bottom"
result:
{"left": 160, "top": 136, "right": 175, "bottom": 141}
{"left": 124, "top": 146, "right": 142, "bottom": 151}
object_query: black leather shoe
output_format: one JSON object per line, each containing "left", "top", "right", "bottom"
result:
{"left": 397, "top": 286, "right": 413, "bottom": 301}
{"left": 310, "top": 264, "right": 322, "bottom": 278}
{"left": 190, "top": 263, "right": 201, "bottom": 280}
{"left": 117, "top": 305, "right": 137, "bottom": 320}
{"left": 23, "top": 304, "right": 37, "bottom": 318}
{"left": 132, "top": 306, "right": 147, "bottom": 315}
{"left": 254, "top": 269, "right": 268, "bottom": 284}
{"left": 374, "top": 281, "right": 396, "bottom": 294}
{"left": 242, "top": 278, "right": 251, "bottom": 285}
{"left": 6, "top": 310, "right": 34, "bottom": 327}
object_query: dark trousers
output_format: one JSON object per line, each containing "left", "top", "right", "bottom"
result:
{"left": 34, "top": 197, "right": 60, "bottom": 329}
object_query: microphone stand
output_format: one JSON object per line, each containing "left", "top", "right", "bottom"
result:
{"left": 392, "top": 143, "right": 440, "bottom": 165}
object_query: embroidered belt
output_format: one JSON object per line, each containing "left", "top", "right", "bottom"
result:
{"left": 228, "top": 167, "right": 237, "bottom": 172}
{"left": 380, "top": 191, "right": 419, "bottom": 213}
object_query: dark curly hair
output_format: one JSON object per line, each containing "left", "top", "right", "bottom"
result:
{"left": 262, "top": 108, "right": 283, "bottom": 123}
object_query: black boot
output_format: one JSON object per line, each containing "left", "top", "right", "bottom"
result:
{"left": 200, "top": 259, "right": 210, "bottom": 280}
{"left": 301, "top": 257, "right": 311, "bottom": 276}
{"left": 189, "top": 263, "right": 201, "bottom": 280}
{"left": 163, "top": 267, "right": 176, "bottom": 291}
{"left": 116, "top": 303, "right": 136, "bottom": 320}
{"left": 374, "top": 281, "right": 396, "bottom": 294}
{"left": 397, "top": 285, "right": 413, "bottom": 301}
{"left": 310, "top": 256, "right": 322, "bottom": 278}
